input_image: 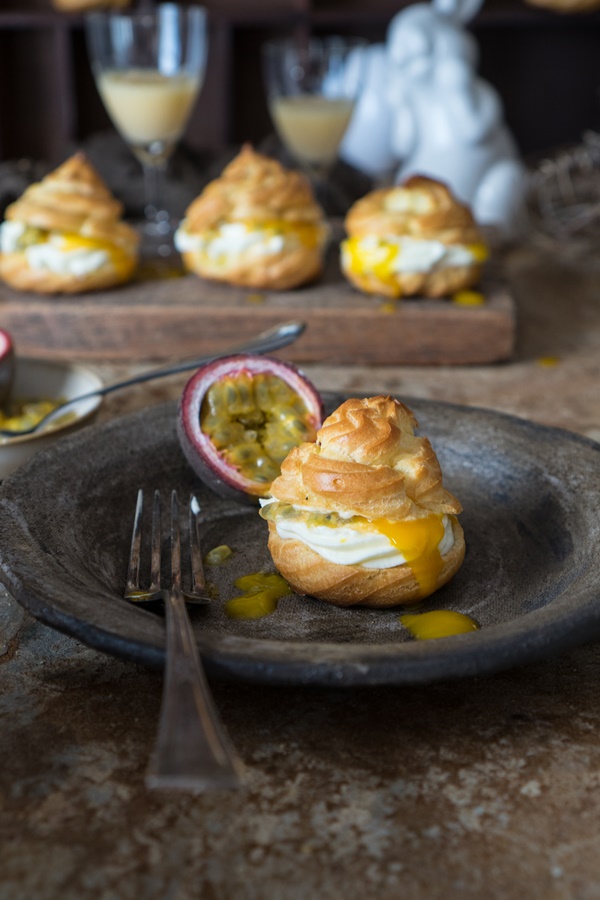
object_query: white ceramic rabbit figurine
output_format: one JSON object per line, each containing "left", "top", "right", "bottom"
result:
{"left": 340, "top": 0, "right": 528, "bottom": 237}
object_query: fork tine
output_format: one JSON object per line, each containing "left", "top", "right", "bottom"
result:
{"left": 170, "top": 490, "right": 182, "bottom": 591}
{"left": 125, "top": 488, "right": 144, "bottom": 598}
{"left": 189, "top": 494, "right": 207, "bottom": 597}
{"left": 149, "top": 490, "right": 162, "bottom": 596}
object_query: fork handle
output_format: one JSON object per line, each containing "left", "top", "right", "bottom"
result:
{"left": 146, "top": 588, "right": 244, "bottom": 791}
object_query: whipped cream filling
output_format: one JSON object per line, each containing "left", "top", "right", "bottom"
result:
{"left": 261, "top": 499, "right": 455, "bottom": 569}
{"left": 26, "top": 239, "right": 109, "bottom": 277}
{"left": 0, "top": 223, "right": 110, "bottom": 276}
{"left": 0, "top": 220, "right": 26, "bottom": 254}
{"left": 175, "top": 221, "right": 286, "bottom": 260}
{"left": 344, "top": 234, "right": 476, "bottom": 274}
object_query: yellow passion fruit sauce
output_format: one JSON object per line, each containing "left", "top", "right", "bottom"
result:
{"left": 201, "top": 372, "right": 318, "bottom": 487}
{"left": 225, "top": 572, "right": 292, "bottom": 620}
{"left": 0, "top": 397, "right": 68, "bottom": 438}
{"left": 204, "top": 544, "right": 233, "bottom": 566}
{"left": 400, "top": 610, "right": 479, "bottom": 640}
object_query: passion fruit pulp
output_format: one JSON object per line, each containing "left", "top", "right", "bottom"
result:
{"left": 0, "top": 329, "right": 15, "bottom": 409}
{"left": 177, "top": 354, "right": 324, "bottom": 502}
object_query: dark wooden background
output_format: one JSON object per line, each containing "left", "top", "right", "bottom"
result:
{"left": 0, "top": 0, "right": 599, "bottom": 169}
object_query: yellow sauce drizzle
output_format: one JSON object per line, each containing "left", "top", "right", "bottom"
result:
{"left": 343, "top": 236, "right": 401, "bottom": 295}
{"left": 367, "top": 515, "right": 446, "bottom": 599}
{"left": 466, "top": 242, "right": 489, "bottom": 262}
{"left": 537, "top": 356, "right": 560, "bottom": 368}
{"left": 380, "top": 300, "right": 398, "bottom": 314}
{"left": 0, "top": 398, "right": 65, "bottom": 434}
{"left": 452, "top": 290, "right": 485, "bottom": 307}
{"left": 400, "top": 610, "right": 480, "bottom": 640}
{"left": 204, "top": 544, "right": 232, "bottom": 566}
{"left": 60, "top": 232, "right": 135, "bottom": 280}
{"left": 224, "top": 572, "right": 292, "bottom": 620}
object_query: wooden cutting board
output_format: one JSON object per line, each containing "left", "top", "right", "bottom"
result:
{"left": 0, "top": 255, "right": 515, "bottom": 365}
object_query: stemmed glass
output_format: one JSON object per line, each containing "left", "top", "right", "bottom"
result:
{"left": 262, "top": 36, "right": 366, "bottom": 207}
{"left": 85, "top": 3, "right": 207, "bottom": 255}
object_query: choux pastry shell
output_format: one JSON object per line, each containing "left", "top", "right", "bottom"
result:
{"left": 0, "top": 152, "right": 139, "bottom": 294}
{"left": 263, "top": 395, "right": 465, "bottom": 607}
{"left": 175, "top": 144, "right": 329, "bottom": 291}
{"left": 341, "top": 175, "right": 487, "bottom": 299}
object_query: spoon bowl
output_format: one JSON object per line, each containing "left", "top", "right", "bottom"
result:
{"left": 0, "top": 358, "right": 103, "bottom": 479}
{"left": 0, "top": 320, "right": 306, "bottom": 440}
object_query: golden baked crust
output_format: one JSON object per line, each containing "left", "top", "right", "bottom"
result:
{"left": 344, "top": 263, "right": 481, "bottom": 300}
{"left": 345, "top": 176, "right": 481, "bottom": 243}
{"left": 0, "top": 252, "right": 136, "bottom": 295}
{"left": 341, "top": 175, "right": 486, "bottom": 298}
{"left": 268, "top": 516, "right": 465, "bottom": 608}
{"left": 266, "top": 395, "right": 465, "bottom": 607}
{"left": 0, "top": 152, "right": 139, "bottom": 294}
{"left": 178, "top": 144, "right": 328, "bottom": 290}
{"left": 270, "top": 396, "right": 462, "bottom": 521}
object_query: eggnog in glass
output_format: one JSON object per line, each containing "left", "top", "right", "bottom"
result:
{"left": 86, "top": 4, "right": 207, "bottom": 255}
{"left": 263, "top": 36, "right": 365, "bottom": 206}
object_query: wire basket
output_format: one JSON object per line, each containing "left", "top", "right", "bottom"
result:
{"left": 527, "top": 131, "right": 600, "bottom": 266}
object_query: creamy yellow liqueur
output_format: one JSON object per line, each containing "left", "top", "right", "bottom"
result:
{"left": 58, "top": 233, "right": 134, "bottom": 279}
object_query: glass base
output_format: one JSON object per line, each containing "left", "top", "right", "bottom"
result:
{"left": 130, "top": 216, "right": 185, "bottom": 280}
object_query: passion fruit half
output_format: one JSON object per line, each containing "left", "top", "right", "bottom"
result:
{"left": 0, "top": 329, "right": 15, "bottom": 409}
{"left": 177, "top": 354, "right": 324, "bottom": 503}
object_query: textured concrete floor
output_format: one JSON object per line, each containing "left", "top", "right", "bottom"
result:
{"left": 2, "top": 589, "right": 600, "bottom": 900}
{"left": 2, "top": 247, "right": 600, "bottom": 899}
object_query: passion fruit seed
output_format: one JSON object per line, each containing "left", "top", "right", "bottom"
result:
{"left": 260, "top": 501, "right": 338, "bottom": 528}
{"left": 201, "top": 372, "right": 314, "bottom": 484}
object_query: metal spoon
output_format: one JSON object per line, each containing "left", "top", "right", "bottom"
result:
{"left": 0, "top": 320, "right": 306, "bottom": 439}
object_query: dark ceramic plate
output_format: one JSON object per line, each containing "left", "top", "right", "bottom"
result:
{"left": 0, "top": 397, "right": 599, "bottom": 686}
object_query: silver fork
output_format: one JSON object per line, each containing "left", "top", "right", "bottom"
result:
{"left": 125, "top": 488, "right": 244, "bottom": 792}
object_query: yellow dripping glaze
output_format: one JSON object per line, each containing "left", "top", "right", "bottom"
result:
{"left": 452, "top": 290, "right": 485, "bottom": 307}
{"left": 342, "top": 236, "right": 401, "bottom": 294}
{"left": 466, "top": 242, "right": 489, "bottom": 262}
{"left": 400, "top": 610, "right": 480, "bottom": 640}
{"left": 262, "top": 219, "right": 325, "bottom": 249}
{"left": 60, "top": 232, "right": 134, "bottom": 279}
{"left": 537, "top": 356, "right": 560, "bottom": 368}
{"left": 204, "top": 544, "right": 233, "bottom": 566}
{"left": 220, "top": 219, "right": 325, "bottom": 250}
{"left": 0, "top": 397, "right": 64, "bottom": 433}
{"left": 363, "top": 515, "right": 446, "bottom": 599}
{"left": 225, "top": 572, "right": 292, "bottom": 620}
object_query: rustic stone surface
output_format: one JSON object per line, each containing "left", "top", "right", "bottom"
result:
{"left": 1, "top": 246, "right": 600, "bottom": 899}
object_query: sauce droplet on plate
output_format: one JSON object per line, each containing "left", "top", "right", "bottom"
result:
{"left": 400, "top": 610, "right": 479, "bottom": 640}
{"left": 204, "top": 544, "right": 232, "bottom": 566}
{"left": 225, "top": 572, "right": 292, "bottom": 620}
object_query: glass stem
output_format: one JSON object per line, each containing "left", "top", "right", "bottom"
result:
{"left": 142, "top": 161, "right": 169, "bottom": 227}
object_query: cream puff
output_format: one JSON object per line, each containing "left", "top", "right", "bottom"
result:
{"left": 0, "top": 152, "right": 139, "bottom": 294}
{"left": 261, "top": 395, "right": 465, "bottom": 607}
{"left": 175, "top": 144, "right": 329, "bottom": 291}
{"left": 340, "top": 176, "right": 488, "bottom": 299}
